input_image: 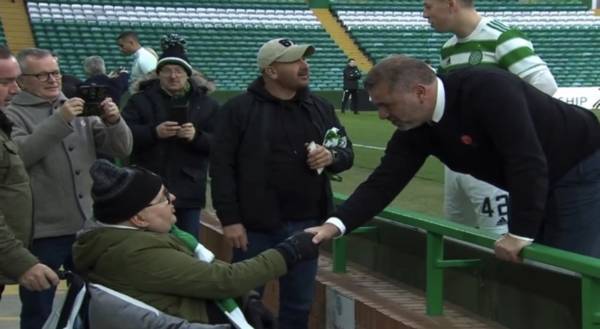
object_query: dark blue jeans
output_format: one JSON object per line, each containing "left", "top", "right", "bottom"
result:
{"left": 175, "top": 208, "right": 201, "bottom": 238}
{"left": 20, "top": 235, "right": 75, "bottom": 329}
{"left": 539, "top": 149, "right": 600, "bottom": 257}
{"left": 233, "top": 219, "right": 319, "bottom": 329}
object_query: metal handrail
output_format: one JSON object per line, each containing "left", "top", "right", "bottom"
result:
{"left": 332, "top": 194, "right": 600, "bottom": 329}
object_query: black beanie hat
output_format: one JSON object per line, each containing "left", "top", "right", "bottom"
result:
{"left": 90, "top": 159, "right": 163, "bottom": 224}
{"left": 156, "top": 33, "right": 192, "bottom": 76}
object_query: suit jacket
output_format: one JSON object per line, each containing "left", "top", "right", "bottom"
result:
{"left": 343, "top": 65, "right": 361, "bottom": 90}
{"left": 334, "top": 67, "right": 600, "bottom": 238}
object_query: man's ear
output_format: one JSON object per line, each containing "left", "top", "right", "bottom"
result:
{"left": 130, "top": 214, "right": 149, "bottom": 229}
{"left": 264, "top": 66, "right": 277, "bottom": 80}
{"left": 413, "top": 84, "right": 428, "bottom": 104}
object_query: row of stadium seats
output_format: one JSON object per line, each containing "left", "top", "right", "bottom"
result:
{"left": 337, "top": 10, "right": 600, "bottom": 29}
{"left": 26, "top": 1, "right": 600, "bottom": 90}
{"left": 330, "top": 0, "right": 589, "bottom": 12}
{"left": 348, "top": 21, "right": 600, "bottom": 87}
{"left": 30, "top": 19, "right": 348, "bottom": 91}
{"left": 28, "top": 0, "right": 307, "bottom": 10}
{"left": 28, "top": 3, "right": 319, "bottom": 26}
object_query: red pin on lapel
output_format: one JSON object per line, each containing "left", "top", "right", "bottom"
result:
{"left": 461, "top": 134, "right": 473, "bottom": 145}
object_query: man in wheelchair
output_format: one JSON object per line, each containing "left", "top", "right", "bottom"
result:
{"left": 68, "top": 159, "right": 320, "bottom": 328}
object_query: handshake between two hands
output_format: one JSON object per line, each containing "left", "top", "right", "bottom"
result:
{"left": 275, "top": 232, "right": 321, "bottom": 269}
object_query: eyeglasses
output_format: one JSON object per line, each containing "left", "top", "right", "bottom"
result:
{"left": 147, "top": 188, "right": 171, "bottom": 207}
{"left": 21, "top": 70, "right": 61, "bottom": 82}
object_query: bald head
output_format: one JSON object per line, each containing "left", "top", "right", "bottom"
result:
{"left": 364, "top": 55, "right": 436, "bottom": 93}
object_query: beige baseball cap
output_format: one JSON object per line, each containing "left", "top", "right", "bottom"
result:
{"left": 257, "top": 38, "right": 315, "bottom": 69}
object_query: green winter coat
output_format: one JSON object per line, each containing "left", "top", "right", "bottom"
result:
{"left": 73, "top": 227, "right": 287, "bottom": 324}
{"left": 0, "top": 128, "right": 37, "bottom": 284}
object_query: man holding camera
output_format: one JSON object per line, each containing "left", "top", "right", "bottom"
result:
{"left": 122, "top": 34, "right": 219, "bottom": 239}
{"left": 5, "top": 48, "right": 132, "bottom": 329}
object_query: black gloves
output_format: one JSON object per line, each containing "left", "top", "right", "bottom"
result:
{"left": 243, "top": 292, "right": 277, "bottom": 329}
{"left": 274, "top": 232, "right": 319, "bottom": 269}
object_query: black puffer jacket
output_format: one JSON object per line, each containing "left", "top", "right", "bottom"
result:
{"left": 210, "top": 77, "right": 354, "bottom": 231}
{"left": 122, "top": 78, "right": 219, "bottom": 208}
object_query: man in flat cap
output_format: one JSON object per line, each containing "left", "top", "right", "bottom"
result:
{"left": 210, "top": 38, "right": 354, "bottom": 329}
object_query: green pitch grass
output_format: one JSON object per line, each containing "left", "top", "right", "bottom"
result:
{"left": 333, "top": 110, "right": 445, "bottom": 218}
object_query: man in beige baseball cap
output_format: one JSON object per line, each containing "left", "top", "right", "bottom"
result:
{"left": 257, "top": 38, "right": 315, "bottom": 70}
{"left": 211, "top": 37, "right": 354, "bottom": 329}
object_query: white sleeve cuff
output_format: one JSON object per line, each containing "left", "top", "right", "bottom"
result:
{"left": 325, "top": 217, "right": 346, "bottom": 236}
{"left": 508, "top": 233, "right": 534, "bottom": 242}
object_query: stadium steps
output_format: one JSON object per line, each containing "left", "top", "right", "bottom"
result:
{"left": 0, "top": 0, "right": 35, "bottom": 51}
{"left": 312, "top": 8, "right": 372, "bottom": 72}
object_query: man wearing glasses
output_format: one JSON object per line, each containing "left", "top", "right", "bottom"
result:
{"left": 123, "top": 34, "right": 219, "bottom": 239}
{"left": 71, "top": 159, "right": 319, "bottom": 327}
{"left": 5, "top": 48, "right": 133, "bottom": 329}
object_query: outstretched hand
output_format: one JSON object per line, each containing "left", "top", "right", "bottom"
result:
{"left": 305, "top": 223, "right": 341, "bottom": 244}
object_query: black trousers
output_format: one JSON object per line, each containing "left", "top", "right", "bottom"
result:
{"left": 341, "top": 88, "right": 358, "bottom": 113}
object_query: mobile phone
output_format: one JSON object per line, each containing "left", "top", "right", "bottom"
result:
{"left": 76, "top": 84, "right": 109, "bottom": 117}
{"left": 168, "top": 104, "right": 188, "bottom": 125}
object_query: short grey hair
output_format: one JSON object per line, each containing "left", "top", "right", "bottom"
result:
{"left": 16, "top": 48, "right": 54, "bottom": 73}
{"left": 364, "top": 55, "right": 436, "bottom": 92}
{"left": 83, "top": 56, "right": 106, "bottom": 77}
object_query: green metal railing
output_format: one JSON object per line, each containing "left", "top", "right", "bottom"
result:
{"left": 331, "top": 194, "right": 600, "bottom": 329}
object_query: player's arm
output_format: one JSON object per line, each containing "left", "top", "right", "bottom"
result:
{"left": 497, "top": 29, "right": 557, "bottom": 95}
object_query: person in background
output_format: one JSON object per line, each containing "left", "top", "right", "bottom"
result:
{"left": 83, "top": 55, "right": 129, "bottom": 105}
{"left": 123, "top": 34, "right": 219, "bottom": 238}
{"left": 116, "top": 31, "right": 157, "bottom": 83}
{"left": 341, "top": 58, "right": 361, "bottom": 114}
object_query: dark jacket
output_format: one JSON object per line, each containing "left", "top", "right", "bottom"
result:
{"left": 61, "top": 74, "right": 83, "bottom": 98}
{"left": 122, "top": 78, "right": 219, "bottom": 208}
{"left": 210, "top": 77, "right": 354, "bottom": 231}
{"left": 343, "top": 65, "right": 361, "bottom": 90}
{"left": 84, "top": 73, "right": 129, "bottom": 105}
{"left": 334, "top": 67, "right": 600, "bottom": 238}
{"left": 0, "top": 112, "right": 37, "bottom": 283}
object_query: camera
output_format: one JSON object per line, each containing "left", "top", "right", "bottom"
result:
{"left": 76, "top": 84, "right": 108, "bottom": 117}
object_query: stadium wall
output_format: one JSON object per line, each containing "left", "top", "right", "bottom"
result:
{"left": 332, "top": 218, "right": 582, "bottom": 329}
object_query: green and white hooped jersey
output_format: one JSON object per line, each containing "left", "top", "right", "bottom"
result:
{"left": 439, "top": 17, "right": 548, "bottom": 78}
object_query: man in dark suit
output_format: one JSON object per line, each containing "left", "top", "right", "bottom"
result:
{"left": 341, "top": 58, "right": 361, "bottom": 114}
{"left": 308, "top": 55, "right": 600, "bottom": 262}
